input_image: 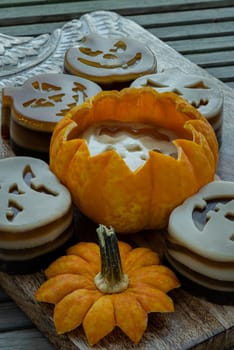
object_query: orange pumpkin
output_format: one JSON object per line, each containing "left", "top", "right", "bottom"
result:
{"left": 35, "top": 224, "right": 180, "bottom": 345}
{"left": 50, "top": 87, "right": 218, "bottom": 233}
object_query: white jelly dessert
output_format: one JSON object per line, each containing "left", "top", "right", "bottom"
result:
{"left": 82, "top": 121, "right": 178, "bottom": 171}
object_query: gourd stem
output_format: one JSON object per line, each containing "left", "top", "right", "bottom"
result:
{"left": 94, "top": 224, "right": 128, "bottom": 294}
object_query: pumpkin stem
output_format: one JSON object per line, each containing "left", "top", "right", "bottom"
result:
{"left": 94, "top": 224, "right": 129, "bottom": 294}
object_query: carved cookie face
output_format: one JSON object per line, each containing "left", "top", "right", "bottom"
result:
{"left": 0, "top": 157, "right": 71, "bottom": 233}
{"left": 131, "top": 68, "right": 223, "bottom": 130}
{"left": 2, "top": 73, "right": 102, "bottom": 131}
{"left": 64, "top": 34, "right": 157, "bottom": 83}
{"left": 168, "top": 181, "right": 234, "bottom": 262}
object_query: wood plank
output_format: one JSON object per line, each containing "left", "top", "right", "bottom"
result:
{"left": 149, "top": 21, "right": 234, "bottom": 41}
{"left": 169, "top": 64, "right": 234, "bottom": 86}
{"left": 0, "top": 11, "right": 234, "bottom": 350}
{"left": 0, "top": 0, "right": 233, "bottom": 26}
{"left": 166, "top": 36, "right": 234, "bottom": 54}
{"left": 227, "top": 81, "right": 234, "bottom": 89}
{"left": 0, "top": 329, "right": 55, "bottom": 350}
{"left": 0, "top": 302, "right": 33, "bottom": 331}
{"left": 185, "top": 50, "right": 234, "bottom": 67}
{"left": 206, "top": 65, "right": 234, "bottom": 82}
{"left": 127, "top": 6, "right": 234, "bottom": 28}
{"left": 0, "top": 0, "right": 232, "bottom": 11}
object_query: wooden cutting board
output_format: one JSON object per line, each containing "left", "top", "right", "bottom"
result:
{"left": 0, "top": 11, "right": 233, "bottom": 350}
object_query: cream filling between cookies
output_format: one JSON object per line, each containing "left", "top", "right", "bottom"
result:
{"left": 82, "top": 122, "right": 178, "bottom": 171}
{"left": 166, "top": 241, "right": 234, "bottom": 281}
{"left": 10, "top": 119, "right": 51, "bottom": 152}
{"left": 0, "top": 208, "right": 73, "bottom": 249}
{"left": 165, "top": 251, "right": 234, "bottom": 292}
{"left": 0, "top": 225, "right": 74, "bottom": 261}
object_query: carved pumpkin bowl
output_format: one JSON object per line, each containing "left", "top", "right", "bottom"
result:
{"left": 50, "top": 87, "right": 218, "bottom": 233}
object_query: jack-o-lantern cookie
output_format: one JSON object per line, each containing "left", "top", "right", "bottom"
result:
{"left": 165, "top": 181, "right": 234, "bottom": 296}
{"left": 1, "top": 73, "right": 102, "bottom": 161}
{"left": 131, "top": 68, "right": 223, "bottom": 144}
{"left": 64, "top": 34, "right": 157, "bottom": 89}
{"left": 0, "top": 156, "right": 75, "bottom": 273}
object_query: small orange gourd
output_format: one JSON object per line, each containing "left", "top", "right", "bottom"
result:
{"left": 49, "top": 87, "right": 218, "bottom": 233}
{"left": 35, "top": 224, "right": 180, "bottom": 345}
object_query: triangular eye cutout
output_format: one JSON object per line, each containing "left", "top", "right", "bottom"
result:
{"left": 41, "top": 82, "right": 61, "bottom": 92}
{"left": 184, "top": 81, "right": 210, "bottom": 89}
{"left": 31, "top": 80, "right": 61, "bottom": 92}
{"left": 9, "top": 183, "right": 25, "bottom": 195}
{"left": 145, "top": 79, "right": 169, "bottom": 88}
{"left": 72, "top": 82, "right": 87, "bottom": 93}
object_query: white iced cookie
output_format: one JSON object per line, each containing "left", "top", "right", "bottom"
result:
{"left": 0, "top": 157, "right": 73, "bottom": 263}
{"left": 166, "top": 181, "right": 234, "bottom": 292}
{"left": 131, "top": 68, "right": 223, "bottom": 143}
{"left": 1, "top": 73, "right": 101, "bottom": 159}
{"left": 82, "top": 121, "right": 178, "bottom": 171}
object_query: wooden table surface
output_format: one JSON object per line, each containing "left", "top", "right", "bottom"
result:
{"left": 0, "top": 1, "right": 234, "bottom": 350}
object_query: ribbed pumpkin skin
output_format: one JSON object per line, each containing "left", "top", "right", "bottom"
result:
{"left": 50, "top": 87, "right": 218, "bottom": 233}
